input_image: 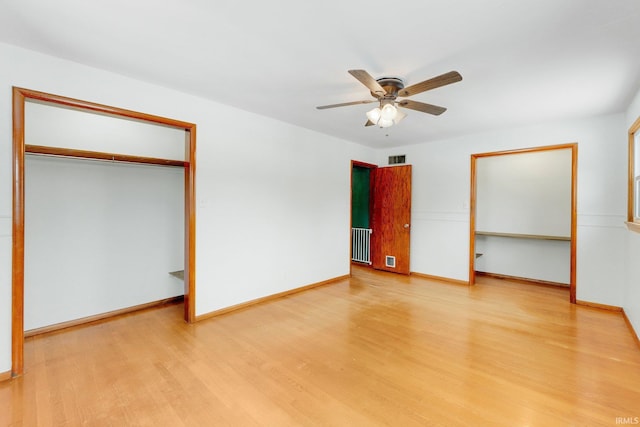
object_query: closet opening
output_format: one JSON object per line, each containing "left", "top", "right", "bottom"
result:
{"left": 11, "top": 87, "right": 197, "bottom": 377}
{"left": 469, "top": 144, "right": 577, "bottom": 302}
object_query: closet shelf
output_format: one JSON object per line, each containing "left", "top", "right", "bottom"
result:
{"left": 475, "top": 231, "right": 570, "bottom": 241}
{"left": 169, "top": 270, "right": 184, "bottom": 280}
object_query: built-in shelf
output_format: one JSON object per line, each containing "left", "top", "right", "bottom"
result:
{"left": 625, "top": 221, "right": 640, "bottom": 234}
{"left": 169, "top": 270, "right": 184, "bottom": 280}
{"left": 475, "top": 231, "right": 571, "bottom": 241}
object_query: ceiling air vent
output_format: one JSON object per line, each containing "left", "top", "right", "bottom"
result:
{"left": 388, "top": 155, "right": 406, "bottom": 165}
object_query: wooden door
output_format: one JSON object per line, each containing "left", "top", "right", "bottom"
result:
{"left": 371, "top": 165, "right": 412, "bottom": 274}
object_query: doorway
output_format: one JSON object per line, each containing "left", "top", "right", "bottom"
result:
{"left": 11, "top": 87, "right": 197, "bottom": 377}
{"left": 351, "top": 163, "right": 374, "bottom": 266}
{"left": 350, "top": 161, "right": 412, "bottom": 275}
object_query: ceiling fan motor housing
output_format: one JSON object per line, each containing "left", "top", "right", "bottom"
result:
{"left": 372, "top": 77, "right": 404, "bottom": 100}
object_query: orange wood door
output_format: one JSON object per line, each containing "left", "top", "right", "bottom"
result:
{"left": 371, "top": 165, "right": 412, "bottom": 274}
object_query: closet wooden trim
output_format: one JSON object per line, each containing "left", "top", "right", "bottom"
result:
{"left": 468, "top": 143, "right": 578, "bottom": 304}
{"left": 25, "top": 145, "right": 187, "bottom": 167}
{"left": 12, "top": 86, "right": 197, "bottom": 378}
{"left": 475, "top": 231, "right": 571, "bottom": 241}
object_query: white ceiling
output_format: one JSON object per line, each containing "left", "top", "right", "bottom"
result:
{"left": 1, "top": 0, "right": 640, "bottom": 148}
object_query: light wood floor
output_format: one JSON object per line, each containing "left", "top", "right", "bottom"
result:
{"left": 2, "top": 266, "right": 639, "bottom": 426}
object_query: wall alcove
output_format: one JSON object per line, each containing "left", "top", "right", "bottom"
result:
{"left": 11, "top": 87, "right": 197, "bottom": 377}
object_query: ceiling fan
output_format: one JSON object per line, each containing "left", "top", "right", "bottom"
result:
{"left": 316, "top": 69, "right": 462, "bottom": 128}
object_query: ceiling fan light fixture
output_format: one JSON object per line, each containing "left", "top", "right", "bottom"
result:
{"left": 394, "top": 108, "right": 407, "bottom": 124}
{"left": 367, "top": 103, "right": 399, "bottom": 127}
{"left": 378, "top": 117, "right": 394, "bottom": 128}
{"left": 366, "top": 107, "right": 381, "bottom": 123}
{"left": 380, "top": 103, "right": 397, "bottom": 121}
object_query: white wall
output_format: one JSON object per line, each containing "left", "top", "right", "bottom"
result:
{"left": 24, "top": 156, "right": 184, "bottom": 330}
{"left": 625, "top": 86, "right": 640, "bottom": 337}
{"left": 376, "top": 113, "right": 627, "bottom": 306}
{"left": 0, "top": 42, "right": 377, "bottom": 373}
{"left": 476, "top": 149, "right": 572, "bottom": 237}
{"left": 25, "top": 101, "right": 186, "bottom": 160}
{"left": 475, "top": 236, "right": 570, "bottom": 284}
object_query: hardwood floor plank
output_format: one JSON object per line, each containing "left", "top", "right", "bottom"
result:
{"left": 1, "top": 266, "right": 639, "bottom": 426}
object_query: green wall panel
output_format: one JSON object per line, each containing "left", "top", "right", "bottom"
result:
{"left": 352, "top": 166, "right": 370, "bottom": 228}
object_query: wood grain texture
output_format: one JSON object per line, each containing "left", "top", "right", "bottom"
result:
{"left": 471, "top": 143, "right": 578, "bottom": 158}
{"left": 15, "top": 87, "right": 195, "bottom": 129}
{"left": 410, "top": 271, "right": 469, "bottom": 286}
{"left": 25, "top": 145, "right": 186, "bottom": 167}
{"left": 398, "top": 70, "right": 463, "bottom": 97}
{"left": 469, "top": 154, "right": 477, "bottom": 285}
{"left": 184, "top": 128, "right": 197, "bottom": 322}
{"left": 576, "top": 300, "right": 622, "bottom": 312}
{"left": 397, "top": 99, "right": 446, "bottom": 115}
{"left": 477, "top": 271, "right": 569, "bottom": 288}
{"left": 628, "top": 115, "right": 640, "bottom": 223}
{"left": 475, "top": 231, "right": 571, "bottom": 241}
{"left": 347, "top": 69, "right": 386, "bottom": 96}
{"left": 623, "top": 309, "right": 640, "bottom": 349}
{"left": 570, "top": 144, "right": 578, "bottom": 303}
{"left": 371, "top": 165, "right": 412, "bottom": 274}
{"left": 24, "top": 297, "right": 184, "bottom": 338}
{"left": 1, "top": 266, "right": 639, "bottom": 425}
{"left": 316, "top": 99, "right": 376, "bottom": 110}
{"left": 195, "top": 275, "right": 350, "bottom": 321}
{"left": 12, "top": 88, "right": 25, "bottom": 377}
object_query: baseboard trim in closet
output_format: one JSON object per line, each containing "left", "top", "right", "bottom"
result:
{"left": 195, "top": 275, "right": 350, "bottom": 322}
{"left": 410, "top": 271, "right": 469, "bottom": 286}
{"left": 24, "top": 295, "right": 185, "bottom": 338}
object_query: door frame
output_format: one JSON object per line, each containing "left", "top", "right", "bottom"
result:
{"left": 11, "top": 87, "right": 197, "bottom": 377}
{"left": 350, "top": 160, "right": 377, "bottom": 275}
{"left": 468, "top": 143, "right": 578, "bottom": 302}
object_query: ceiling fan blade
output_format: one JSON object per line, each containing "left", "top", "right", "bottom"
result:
{"left": 398, "top": 100, "right": 447, "bottom": 115}
{"left": 398, "top": 71, "right": 462, "bottom": 97}
{"left": 316, "top": 100, "right": 376, "bottom": 110}
{"left": 365, "top": 120, "right": 375, "bottom": 127}
{"left": 348, "top": 69, "right": 387, "bottom": 97}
